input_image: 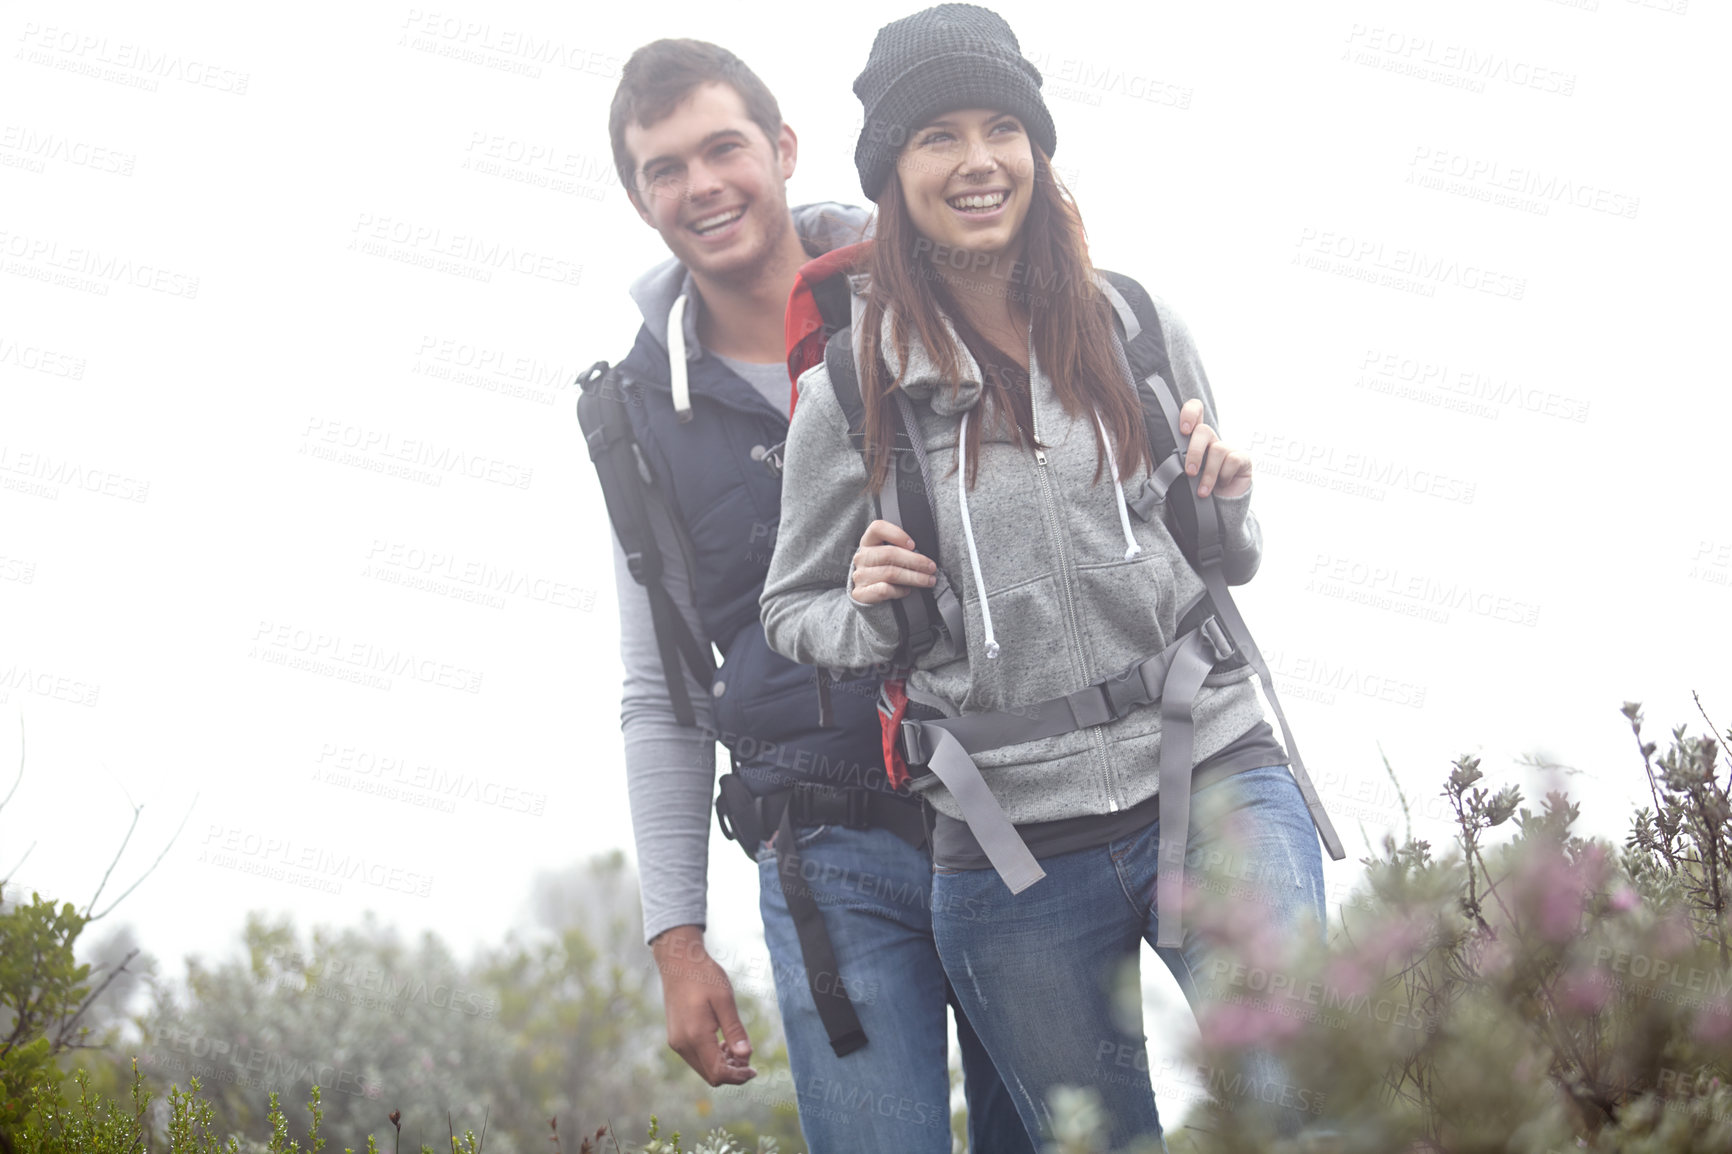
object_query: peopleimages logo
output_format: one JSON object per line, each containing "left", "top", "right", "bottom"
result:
{"left": 250, "top": 620, "right": 485, "bottom": 694}
{"left": 200, "top": 825, "right": 435, "bottom": 897}
{"left": 0, "top": 335, "right": 87, "bottom": 379}
{"left": 1354, "top": 348, "right": 1591, "bottom": 425}
{"left": 1306, "top": 553, "right": 1541, "bottom": 627}
{"left": 301, "top": 417, "right": 533, "bottom": 490}
{"left": 348, "top": 212, "right": 581, "bottom": 287}
{"left": 148, "top": 1030, "right": 380, "bottom": 1099}
{"left": 0, "top": 125, "right": 135, "bottom": 176}
{"left": 1293, "top": 228, "right": 1526, "bottom": 301}
{"left": 15, "top": 23, "right": 251, "bottom": 94}
{"left": 1342, "top": 24, "right": 1576, "bottom": 96}
{"left": 1247, "top": 431, "right": 1478, "bottom": 505}
{"left": 1408, "top": 146, "right": 1639, "bottom": 220}
{"left": 0, "top": 229, "right": 199, "bottom": 298}
{"left": 267, "top": 946, "right": 499, "bottom": 1018}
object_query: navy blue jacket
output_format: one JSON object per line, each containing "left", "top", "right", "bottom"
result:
{"left": 614, "top": 243, "right": 902, "bottom": 802}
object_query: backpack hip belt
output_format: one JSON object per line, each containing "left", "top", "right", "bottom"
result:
{"left": 714, "top": 776, "right": 927, "bottom": 855}
{"left": 898, "top": 602, "right": 1240, "bottom": 940}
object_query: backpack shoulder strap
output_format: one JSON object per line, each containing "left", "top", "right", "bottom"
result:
{"left": 575, "top": 360, "right": 716, "bottom": 727}
{"left": 822, "top": 325, "right": 869, "bottom": 452}
{"left": 1098, "top": 269, "right": 1174, "bottom": 388}
{"left": 1095, "top": 273, "right": 1346, "bottom": 866}
{"left": 1097, "top": 270, "right": 1203, "bottom": 564}
{"left": 821, "top": 321, "right": 961, "bottom": 666}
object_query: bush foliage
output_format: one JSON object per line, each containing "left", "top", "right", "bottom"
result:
{"left": 6, "top": 701, "right": 1732, "bottom": 1153}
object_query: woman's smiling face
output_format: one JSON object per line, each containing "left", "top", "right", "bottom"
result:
{"left": 894, "top": 109, "right": 1034, "bottom": 274}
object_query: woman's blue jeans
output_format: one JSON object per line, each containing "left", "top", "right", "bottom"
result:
{"left": 930, "top": 765, "right": 1330, "bottom": 1150}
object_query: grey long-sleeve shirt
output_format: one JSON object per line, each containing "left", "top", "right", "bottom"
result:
{"left": 615, "top": 353, "right": 794, "bottom": 945}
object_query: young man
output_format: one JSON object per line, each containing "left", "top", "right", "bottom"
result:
{"left": 595, "top": 40, "right": 1030, "bottom": 1153}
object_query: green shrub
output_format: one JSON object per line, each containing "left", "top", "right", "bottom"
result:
{"left": 1148, "top": 700, "right": 1732, "bottom": 1153}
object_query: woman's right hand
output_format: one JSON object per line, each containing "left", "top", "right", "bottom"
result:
{"left": 849, "top": 520, "right": 938, "bottom": 604}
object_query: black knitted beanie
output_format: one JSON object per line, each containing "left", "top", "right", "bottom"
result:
{"left": 853, "top": 4, "right": 1057, "bottom": 202}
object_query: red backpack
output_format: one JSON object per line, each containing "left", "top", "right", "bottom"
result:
{"left": 781, "top": 242, "right": 925, "bottom": 790}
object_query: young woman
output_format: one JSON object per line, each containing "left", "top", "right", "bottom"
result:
{"left": 762, "top": 4, "right": 1341, "bottom": 1147}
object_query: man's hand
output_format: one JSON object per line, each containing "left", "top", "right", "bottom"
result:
{"left": 650, "top": 925, "right": 756, "bottom": 1086}
{"left": 1179, "top": 398, "right": 1253, "bottom": 500}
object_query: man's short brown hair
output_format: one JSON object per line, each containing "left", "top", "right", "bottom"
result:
{"left": 609, "top": 39, "right": 783, "bottom": 197}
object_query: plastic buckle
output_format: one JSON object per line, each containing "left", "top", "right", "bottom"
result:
{"left": 1103, "top": 662, "right": 1148, "bottom": 717}
{"left": 576, "top": 360, "right": 608, "bottom": 391}
{"left": 900, "top": 720, "right": 932, "bottom": 767}
{"left": 584, "top": 426, "right": 611, "bottom": 461}
{"left": 843, "top": 789, "right": 871, "bottom": 830}
{"left": 787, "top": 784, "right": 818, "bottom": 826}
{"left": 1066, "top": 684, "right": 1115, "bottom": 729}
{"left": 1200, "top": 617, "right": 1234, "bottom": 663}
{"left": 1195, "top": 538, "right": 1225, "bottom": 568}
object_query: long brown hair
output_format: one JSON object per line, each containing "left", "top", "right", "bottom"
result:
{"left": 857, "top": 144, "right": 1151, "bottom": 492}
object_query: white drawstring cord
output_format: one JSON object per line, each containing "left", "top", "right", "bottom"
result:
{"left": 1093, "top": 411, "right": 1142, "bottom": 560}
{"left": 667, "top": 293, "right": 692, "bottom": 422}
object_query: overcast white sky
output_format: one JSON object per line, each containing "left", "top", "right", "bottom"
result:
{"left": 2, "top": 0, "right": 1726, "bottom": 1059}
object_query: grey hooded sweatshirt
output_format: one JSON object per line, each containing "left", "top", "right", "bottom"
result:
{"left": 760, "top": 277, "right": 1275, "bottom": 832}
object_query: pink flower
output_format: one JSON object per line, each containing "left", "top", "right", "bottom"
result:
{"left": 1655, "top": 912, "right": 1697, "bottom": 956}
{"left": 1692, "top": 1000, "right": 1732, "bottom": 1044}
{"left": 1477, "top": 936, "right": 1515, "bottom": 975}
{"left": 1556, "top": 969, "right": 1614, "bottom": 1015}
{"left": 1325, "top": 957, "right": 1374, "bottom": 1000}
{"left": 1608, "top": 886, "right": 1640, "bottom": 913}
{"left": 1199, "top": 1001, "right": 1304, "bottom": 1049}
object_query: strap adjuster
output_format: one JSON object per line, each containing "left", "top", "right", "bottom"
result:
{"left": 1103, "top": 663, "right": 1148, "bottom": 717}
{"left": 1065, "top": 684, "right": 1114, "bottom": 729}
{"left": 1200, "top": 617, "right": 1234, "bottom": 663}
{"left": 790, "top": 783, "right": 873, "bottom": 830}
{"left": 900, "top": 720, "right": 933, "bottom": 767}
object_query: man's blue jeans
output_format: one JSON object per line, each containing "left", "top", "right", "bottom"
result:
{"left": 757, "top": 823, "right": 1033, "bottom": 1154}
{"left": 929, "top": 765, "right": 1330, "bottom": 1150}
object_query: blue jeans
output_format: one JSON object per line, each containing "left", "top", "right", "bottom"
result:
{"left": 757, "top": 823, "right": 1033, "bottom": 1154}
{"left": 930, "top": 765, "right": 1329, "bottom": 1150}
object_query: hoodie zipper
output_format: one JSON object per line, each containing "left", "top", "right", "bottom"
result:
{"left": 1026, "top": 331, "right": 1123, "bottom": 813}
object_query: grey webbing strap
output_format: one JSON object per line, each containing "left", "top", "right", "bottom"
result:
{"left": 878, "top": 461, "right": 905, "bottom": 528}
{"left": 1153, "top": 628, "right": 1218, "bottom": 948}
{"left": 1139, "top": 359, "right": 1346, "bottom": 865}
{"left": 774, "top": 804, "right": 868, "bottom": 1055}
{"left": 901, "top": 620, "right": 1220, "bottom": 898}
{"left": 888, "top": 388, "right": 959, "bottom": 654}
{"left": 893, "top": 391, "right": 934, "bottom": 491}
{"left": 1145, "top": 363, "right": 1188, "bottom": 441}
{"left": 912, "top": 628, "right": 1198, "bottom": 754}
{"left": 920, "top": 725, "right": 1046, "bottom": 894}
{"left": 933, "top": 575, "right": 965, "bottom": 648}
{"left": 876, "top": 432, "right": 943, "bottom": 655}
{"left": 891, "top": 392, "right": 951, "bottom": 621}
{"left": 1196, "top": 560, "right": 1346, "bottom": 863}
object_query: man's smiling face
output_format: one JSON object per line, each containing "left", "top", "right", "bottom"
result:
{"left": 624, "top": 81, "right": 798, "bottom": 283}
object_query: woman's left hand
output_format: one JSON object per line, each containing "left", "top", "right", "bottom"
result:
{"left": 1179, "top": 398, "right": 1253, "bottom": 500}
